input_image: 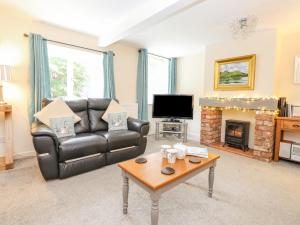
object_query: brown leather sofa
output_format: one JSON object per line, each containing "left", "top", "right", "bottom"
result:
{"left": 31, "top": 98, "right": 149, "bottom": 180}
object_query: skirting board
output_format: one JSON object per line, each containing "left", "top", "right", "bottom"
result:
{"left": 0, "top": 156, "right": 5, "bottom": 170}
{"left": 14, "top": 151, "right": 36, "bottom": 160}
{"left": 187, "top": 132, "right": 199, "bottom": 141}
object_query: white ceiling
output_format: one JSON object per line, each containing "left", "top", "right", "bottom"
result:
{"left": 124, "top": 0, "right": 300, "bottom": 56}
{"left": 2, "top": 0, "right": 300, "bottom": 57}
{"left": 0, "top": 0, "right": 154, "bottom": 35}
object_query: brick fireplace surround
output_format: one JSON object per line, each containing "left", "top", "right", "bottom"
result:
{"left": 200, "top": 108, "right": 276, "bottom": 161}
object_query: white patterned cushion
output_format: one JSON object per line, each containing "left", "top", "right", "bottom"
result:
{"left": 107, "top": 112, "right": 128, "bottom": 131}
{"left": 102, "top": 99, "right": 128, "bottom": 123}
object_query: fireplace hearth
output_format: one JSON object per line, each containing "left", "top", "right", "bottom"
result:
{"left": 224, "top": 120, "right": 250, "bottom": 151}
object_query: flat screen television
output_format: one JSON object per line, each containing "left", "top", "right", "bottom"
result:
{"left": 152, "top": 94, "right": 194, "bottom": 120}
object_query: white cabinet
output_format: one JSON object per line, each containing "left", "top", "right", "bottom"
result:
{"left": 279, "top": 141, "right": 292, "bottom": 159}
{"left": 291, "top": 144, "right": 300, "bottom": 162}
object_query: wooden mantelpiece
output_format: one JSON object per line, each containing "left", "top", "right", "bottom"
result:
{"left": 0, "top": 104, "right": 14, "bottom": 170}
{"left": 274, "top": 117, "right": 300, "bottom": 161}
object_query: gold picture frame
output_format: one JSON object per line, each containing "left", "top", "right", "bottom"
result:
{"left": 214, "top": 54, "right": 256, "bottom": 91}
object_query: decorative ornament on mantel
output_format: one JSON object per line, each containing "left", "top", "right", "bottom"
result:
{"left": 199, "top": 96, "right": 279, "bottom": 115}
{"left": 230, "top": 15, "right": 258, "bottom": 39}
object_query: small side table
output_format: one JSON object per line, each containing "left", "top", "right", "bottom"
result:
{"left": 0, "top": 105, "right": 13, "bottom": 169}
{"left": 274, "top": 117, "right": 300, "bottom": 161}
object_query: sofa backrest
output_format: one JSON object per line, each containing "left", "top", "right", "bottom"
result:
{"left": 42, "top": 98, "right": 89, "bottom": 134}
{"left": 88, "top": 98, "right": 112, "bottom": 132}
{"left": 66, "top": 99, "right": 89, "bottom": 134}
{"left": 42, "top": 98, "right": 116, "bottom": 133}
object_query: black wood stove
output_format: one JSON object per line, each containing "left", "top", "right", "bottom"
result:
{"left": 224, "top": 120, "right": 250, "bottom": 151}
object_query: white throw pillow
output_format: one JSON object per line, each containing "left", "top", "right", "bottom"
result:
{"left": 102, "top": 99, "right": 128, "bottom": 123}
{"left": 34, "top": 98, "right": 81, "bottom": 127}
{"left": 49, "top": 116, "right": 75, "bottom": 138}
{"left": 108, "top": 112, "right": 128, "bottom": 131}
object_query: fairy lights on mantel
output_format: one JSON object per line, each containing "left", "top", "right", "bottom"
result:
{"left": 199, "top": 96, "right": 279, "bottom": 114}
{"left": 204, "top": 96, "right": 279, "bottom": 100}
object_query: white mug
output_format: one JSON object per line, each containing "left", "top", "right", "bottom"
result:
{"left": 167, "top": 149, "right": 178, "bottom": 164}
{"left": 160, "top": 145, "right": 171, "bottom": 158}
{"left": 173, "top": 143, "right": 187, "bottom": 159}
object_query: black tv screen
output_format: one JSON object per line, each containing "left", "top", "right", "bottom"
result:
{"left": 152, "top": 95, "right": 194, "bottom": 119}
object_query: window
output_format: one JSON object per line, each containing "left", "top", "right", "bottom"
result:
{"left": 148, "top": 54, "right": 169, "bottom": 104}
{"left": 47, "top": 43, "right": 104, "bottom": 99}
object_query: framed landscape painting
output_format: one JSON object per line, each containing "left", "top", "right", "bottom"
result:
{"left": 214, "top": 54, "right": 256, "bottom": 91}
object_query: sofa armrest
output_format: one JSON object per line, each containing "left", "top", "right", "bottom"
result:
{"left": 127, "top": 117, "right": 150, "bottom": 136}
{"left": 31, "top": 121, "right": 59, "bottom": 180}
{"left": 31, "top": 121, "right": 58, "bottom": 142}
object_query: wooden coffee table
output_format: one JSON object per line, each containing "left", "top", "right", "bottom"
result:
{"left": 118, "top": 152, "right": 220, "bottom": 225}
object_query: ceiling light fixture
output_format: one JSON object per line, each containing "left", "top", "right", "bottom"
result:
{"left": 230, "top": 15, "right": 258, "bottom": 39}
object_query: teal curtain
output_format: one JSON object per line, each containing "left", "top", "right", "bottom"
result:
{"left": 103, "top": 51, "right": 116, "bottom": 99}
{"left": 28, "top": 33, "right": 51, "bottom": 124}
{"left": 137, "top": 49, "right": 148, "bottom": 121}
{"left": 168, "top": 57, "right": 177, "bottom": 94}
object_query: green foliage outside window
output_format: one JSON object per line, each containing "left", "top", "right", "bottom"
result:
{"left": 49, "top": 57, "right": 67, "bottom": 97}
{"left": 73, "top": 61, "right": 87, "bottom": 97}
{"left": 49, "top": 57, "right": 87, "bottom": 98}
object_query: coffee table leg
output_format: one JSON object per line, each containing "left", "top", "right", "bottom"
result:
{"left": 150, "top": 193, "right": 160, "bottom": 225}
{"left": 208, "top": 162, "right": 216, "bottom": 198}
{"left": 122, "top": 171, "right": 129, "bottom": 214}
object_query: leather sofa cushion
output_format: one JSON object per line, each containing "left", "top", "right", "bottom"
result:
{"left": 58, "top": 133, "right": 107, "bottom": 162}
{"left": 66, "top": 99, "right": 90, "bottom": 134}
{"left": 88, "top": 98, "right": 112, "bottom": 132}
{"left": 96, "top": 130, "right": 140, "bottom": 150}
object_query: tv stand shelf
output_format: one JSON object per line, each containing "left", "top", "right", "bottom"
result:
{"left": 155, "top": 121, "right": 188, "bottom": 142}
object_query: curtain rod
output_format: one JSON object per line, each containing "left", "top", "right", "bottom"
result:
{"left": 23, "top": 33, "right": 115, "bottom": 55}
{"left": 139, "top": 50, "right": 171, "bottom": 60}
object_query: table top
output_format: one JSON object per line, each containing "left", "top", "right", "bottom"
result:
{"left": 276, "top": 117, "right": 300, "bottom": 121}
{"left": 118, "top": 152, "right": 220, "bottom": 190}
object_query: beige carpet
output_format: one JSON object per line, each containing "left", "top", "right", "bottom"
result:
{"left": 1, "top": 136, "right": 300, "bottom": 225}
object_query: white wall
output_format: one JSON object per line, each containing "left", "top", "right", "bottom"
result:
{"left": 177, "top": 51, "right": 205, "bottom": 141}
{"left": 277, "top": 32, "right": 300, "bottom": 105}
{"left": 203, "top": 30, "right": 279, "bottom": 148}
{"left": 108, "top": 43, "right": 138, "bottom": 103}
{"left": 202, "top": 30, "right": 300, "bottom": 146}
{"left": 277, "top": 32, "right": 300, "bottom": 143}
{"left": 147, "top": 51, "right": 206, "bottom": 140}
{"left": 204, "top": 30, "right": 279, "bottom": 97}
{"left": 0, "top": 4, "right": 139, "bottom": 157}
{"left": 177, "top": 30, "right": 280, "bottom": 145}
